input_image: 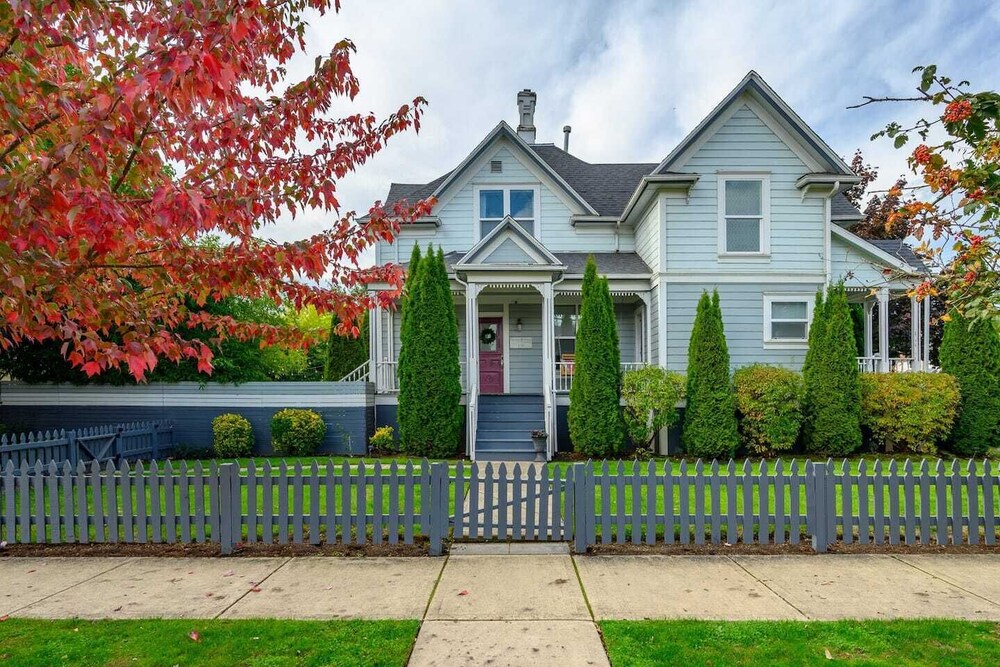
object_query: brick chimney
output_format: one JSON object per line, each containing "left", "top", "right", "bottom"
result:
{"left": 516, "top": 89, "right": 536, "bottom": 144}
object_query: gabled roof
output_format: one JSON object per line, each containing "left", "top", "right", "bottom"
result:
{"left": 831, "top": 225, "right": 927, "bottom": 275}
{"left": 456, "top": 216, "right": 564, "bottom": 269}
{"left": 654, "top": 71, "right": 856, "bottom": 177}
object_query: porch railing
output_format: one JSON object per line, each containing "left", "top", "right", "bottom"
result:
{"left": 857, "top": 356, "right": 924, "bottom": 373}
{"left": 554, "top": 361, "right": 649, "bottom": 393}
{"left": 337, "top": 361, "right": 370, "bottom": 382}
{"left": 376, "top": 360, "right": 467, "bottom": 393}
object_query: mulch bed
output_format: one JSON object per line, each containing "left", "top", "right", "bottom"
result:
{"left": 0, "top": 540, "right": 429, "bottom": 558}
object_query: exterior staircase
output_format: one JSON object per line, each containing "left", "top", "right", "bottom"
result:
{"left": 475, "top": 394, "right": 544, "bottom": 462}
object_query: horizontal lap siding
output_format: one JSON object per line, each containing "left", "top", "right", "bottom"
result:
{"left": 616, "top": 304, "right": 637, "bottom": 362}
{"left": 0, "top": 383, "right": 373, "bottom": 455}
{"left": 665, "top": 105, "right": 825, "bottom": 275}
{"left": 664, "top": 283, "right": 820, "bottom": 372}
{"left": 635, "top": 201, "right": 660, "bottom": 271}
{"left": 508, "top": 303, "right": 542, "bottom": 394}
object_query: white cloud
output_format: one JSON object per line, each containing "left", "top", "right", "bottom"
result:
{"left": 263, "top": 0, "right": 1000, "bottom": 262}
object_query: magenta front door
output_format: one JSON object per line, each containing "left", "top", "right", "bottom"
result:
{"left": 478, "top": 317, "right": 504, "bottom": 394}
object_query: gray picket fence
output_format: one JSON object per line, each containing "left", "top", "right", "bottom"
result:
{"left": 1, "top": 458, "right": 997, "bottom": 556}
{"left": 0, "top": 421, "right": 173, "bottom": 469}
{"left": 571, "top": 459, "right": 1000, "bottom": 552}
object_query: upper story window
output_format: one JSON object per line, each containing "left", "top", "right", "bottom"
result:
{"left": 763, "top": 295, "right": 811, "bottom": 345}
{"left": 718, "top": 175, "right": 770, "bottom": 256}
{"left": 477, "top": 186, "right": 537, "bottom": 238}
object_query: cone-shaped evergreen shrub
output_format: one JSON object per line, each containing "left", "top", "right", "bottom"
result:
{"left": 323, "top": 310, "right": 368, "bottom": 381}
{"left": 801, "top": 289, "right": 826, "bottom": 445}
{"left": 682, "top": 290, "right": 738, "bottom": 459}
{"left": 939, "top": 312, "right": 1000, "bottom": 456}
{"left": 396, "top": 244, "right": 423, "bottom": 446}
{"left": 804, "top": 283, "right": 862, "bottom": 456}
{"left": 398, "top": 246, "right": 463, "bottom": 457}
{"left": 568, "top": 257, "right": 624, "bottom": 456}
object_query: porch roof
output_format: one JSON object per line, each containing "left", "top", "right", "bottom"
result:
{"left": 407, "top": 251, "right": 652, "bottom": 277}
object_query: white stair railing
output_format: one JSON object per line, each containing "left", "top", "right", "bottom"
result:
{"left": 337, "top": 361, "right": 370, "bottom": 382}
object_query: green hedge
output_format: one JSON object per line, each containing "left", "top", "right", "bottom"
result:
{"left": 212, "top": 413, "right": 254, "bottom": 458}
{"left": 733, "top": 365, "right": 804, "bottom": 457}
{"left": 860, "top": 372, "right": 960, "bottom": 455}
{"left": 939, "top": 312, "right": 1000, "bottom": 456}
{"left": 271, "top": 408, "right": 326, "bottom": 456}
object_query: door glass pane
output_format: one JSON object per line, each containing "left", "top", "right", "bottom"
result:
{"left": 772, "top": 321, "right": 807, "bottom": 340}
{"left": 725, "top": 180, "right": 762, "bottom": 216}
{"left": 726, "top": 217, "right": 761, "bottom": 252}
{"left": 510, "top": 190, "right": 534, "bottom": 218}
{"left": 479, "top": 323, "right": 498, "bottom": 352}
{"left": 480, "top": 189, "right": 504, "bottom": 219}
{"left": 772, "top": 301, "right": 807, "bottom": 320}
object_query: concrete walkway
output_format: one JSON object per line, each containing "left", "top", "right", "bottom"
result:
{"left": 2, "top": 550, "right": 1000, "bottom": 666}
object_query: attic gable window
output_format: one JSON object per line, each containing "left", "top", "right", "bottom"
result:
{"left": 476, "top": 186, "right": 538, "bottom": 238}
{"left": 718, "top": 175, "right": 770, "bottom": 256}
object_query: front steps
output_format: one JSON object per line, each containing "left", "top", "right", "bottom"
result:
{"left": 475, "top": 394, "right": 544, "bottom": 462}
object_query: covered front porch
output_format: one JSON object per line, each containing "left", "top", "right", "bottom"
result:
{"left": 849, "top": 286, "right": 934, "bottom": 374}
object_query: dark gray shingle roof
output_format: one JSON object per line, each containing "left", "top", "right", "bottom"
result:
{"left": 409, "top": 251, "right": 651, "bottom": 276}
{"left": 831, "top": 193, "right": 862, "bottom": 219}
{"left": 867, "top": 239, "right": 929, "bottom": 273}
{"left": 528, "top": 145, "right": 657, "bottom": 216}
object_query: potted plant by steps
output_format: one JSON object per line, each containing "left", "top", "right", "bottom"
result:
{"left": 531, "top": 429, "right": 548, "bottom": 462}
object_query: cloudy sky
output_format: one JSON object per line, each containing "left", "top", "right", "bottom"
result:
{"left": 271, "top": 0, "right": 1000, "bottom": 261}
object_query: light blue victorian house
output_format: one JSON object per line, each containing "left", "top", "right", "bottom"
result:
{"left": 363, "top": 72, "right": 930, "bottom": 461}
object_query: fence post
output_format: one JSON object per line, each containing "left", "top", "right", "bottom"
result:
{"left": 428, "top": 462, "right": 447, "bottom": 556}
{"left": 809, "top": 462, "right": 829, "bottom": 553}
{"left": 219, "top": 463, "right": 236, "bottom": 555}
{"left": 150, "top": 423, "right": 160, "bottom": 461}
{"left": 67, "top": 429, "right": 78, "bottom": 468}
{"left": 573, "top": 463, "right": 590, "bottom": 554}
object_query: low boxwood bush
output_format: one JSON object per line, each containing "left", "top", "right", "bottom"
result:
{"left": 369, "top": 425, "right": 396, "bottom": 456}
{"left": 212, "top": 413, "right": 254, "bottom": 458}
{"left": 733, "top": 365, "right": 804, "bottom": 456}
{"left": 860, "top": 372, "right": 960, "bottom": 454}
{"left": 271, "top": 408, "right": 326, "bottom": 456}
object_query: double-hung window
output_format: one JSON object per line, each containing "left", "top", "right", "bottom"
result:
{"left": 554, "top": 305, "right": 579, "bottom": 360}
{"left": 718, "top": 175, "right": 769, "bottom": 256}
{"left": 764, "top": 296, "right": 811, "bottom": 345}
{"left": 477, "top": 186, "right": 537, "bottom": 238}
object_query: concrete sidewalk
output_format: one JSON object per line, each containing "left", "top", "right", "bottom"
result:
{"left": 2, "top": 550, "right": 1000, "bottom": 666}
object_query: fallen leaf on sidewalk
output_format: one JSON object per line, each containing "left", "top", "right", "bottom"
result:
{"left": 223, "top": 570, "right": 235, "bottom": 577}
{"left": 114, "top": 606, "right": 123, "bottom": 612}
{"left": 0, "top": 615, "right": 9, "bottom": 622}
{"left": 458, "top": 590, "right": 469, "bottom": 596}
{"left": 205, "top": 592, "right": 214, "bottom": 597}
{"left": 249, "top": 586, "right": 262, "bottom": 593}
{"left": 188, "top": 631, "right": 200, "bottom": 643}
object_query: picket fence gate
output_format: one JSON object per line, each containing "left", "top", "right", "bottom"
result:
{"left": 0, "top": 421, "right": 173, "bottom": 469}
{"left": 0, "top": 458, "right": 997, "bottom": 556}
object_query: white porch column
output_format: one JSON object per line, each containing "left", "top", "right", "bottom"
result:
{"left": 540, "top": 283, "right": 556, "bottom": 458}
{"left": 863, "top": 299, "right": 874, "bottom": 358}
{"left": 637, "top": 292, "right": 653, "bottom": 364}
{"left": 878, "top": 287, "right": 890, "bottom": 372}
{"left": 464, "top": 283, "right": 481, "bottom": 458}
{"left": 910, "top": 294, "right": 921, "bottom": 369}
{"left": 370, "top": 302, "right": 381, "bottom": 386}
{"left": 922, "top": 297, "right": 932, "bottom": 370}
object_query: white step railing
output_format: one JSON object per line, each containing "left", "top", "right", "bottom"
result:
{"left": 857, "top": 356, "right": 931, "bottom": 373}
{"left": 554, "top": 361, "right": 649, "bottom": 392}
{"left": 337, "top": 361, "right": 370, "bottom": 382}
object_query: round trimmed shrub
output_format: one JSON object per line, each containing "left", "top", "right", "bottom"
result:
{"left": 212, "top": 413, "right": 254, "bottom": 458}
{"left": 271, "top": 408, "right": 326, "bottom": 456}
{"left": 734, "top": 365, "right": 804, "bottom": 456}
{"left": 860, "top": 372, "right": 960, "bottom": 455}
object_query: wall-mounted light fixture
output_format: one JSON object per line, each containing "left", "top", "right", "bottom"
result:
{"left": 516, "top": 318, "right": 523, "bottom": 331}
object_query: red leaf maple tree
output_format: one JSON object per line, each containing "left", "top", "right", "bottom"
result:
{"left": 0, "top": 0, "right": 432, "bottom": 380}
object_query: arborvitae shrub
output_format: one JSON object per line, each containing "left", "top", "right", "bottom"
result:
{"left": 939, "top": 312, "right": 1000, "bottom": 456}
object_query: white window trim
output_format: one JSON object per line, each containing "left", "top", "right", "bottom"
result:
{"left": 763, "top": 294, "right": 812, "bottom": 348}
{"left": 717, "top": 173, "right": 771, "bottom": 258}
{"left": 473, "top": 183, "right": 542, "bottom": 241}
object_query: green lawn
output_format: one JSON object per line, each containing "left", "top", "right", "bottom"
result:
{"left": 600, "top": 619, "right": 1000, "bottom": 666}
{"left": 0, "top": 618, "right": 419, "bottom": 667}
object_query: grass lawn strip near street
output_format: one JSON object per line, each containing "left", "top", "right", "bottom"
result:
{"left": 599, "top": 619, "right": 1000, "bottom": 666}
{"left": 0, "top": 618, "right": 419, "bottom": 667}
